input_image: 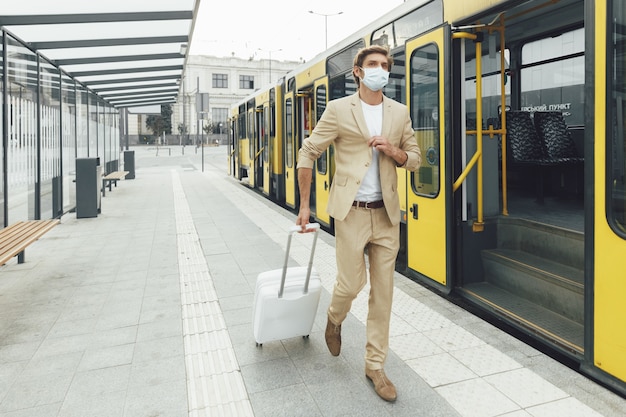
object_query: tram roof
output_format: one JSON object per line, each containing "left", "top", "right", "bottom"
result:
{"left": 0, "top": 0, "right": 199, "bottom": 109}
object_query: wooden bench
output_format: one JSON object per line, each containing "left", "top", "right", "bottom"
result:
{"left": 102, "top": 171, "right": 129, "bottom": 196}
{"left": 0, "top": 220, "right": 60, "bottom": 266}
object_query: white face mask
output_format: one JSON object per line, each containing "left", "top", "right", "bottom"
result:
{"left": 359, "top": 66, "right": 389, "bottom": 91}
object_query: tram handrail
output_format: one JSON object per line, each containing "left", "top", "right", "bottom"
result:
{"left": 451, "top": 18, "right": 507, "bottom": 232}
{"left": 452, "top": 31, "right": 485, "bottom": 232}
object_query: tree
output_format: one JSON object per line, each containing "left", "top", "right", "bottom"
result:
{"left": 145, "top": 104, "right": 173, "bottom": 138}
{"left": 160, "top": 104, "right": 173, "bottom": 134}
{"left": 202, "top": 120, "right": 214, "bottom": 135}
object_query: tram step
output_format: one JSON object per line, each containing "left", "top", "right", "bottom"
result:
{"left": 496, "top": 217, "right": 584, "bottom": 270}
{"left": 481, "top": 248, "right": 583, "bottom": 324}
{"left": 461, "top": 281, "right": 584, "bottom": 356}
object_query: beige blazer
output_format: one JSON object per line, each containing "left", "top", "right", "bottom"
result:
{"left": 297, "top": 93, "right": 421, "bottom": 225}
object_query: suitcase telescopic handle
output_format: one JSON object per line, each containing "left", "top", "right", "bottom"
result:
{"left": 279, "top": 223, "right": 320, "bottom": 298}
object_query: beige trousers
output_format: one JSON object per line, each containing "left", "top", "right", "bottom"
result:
{"left": 328, "top": 205, "right": 399, "bottom": 370}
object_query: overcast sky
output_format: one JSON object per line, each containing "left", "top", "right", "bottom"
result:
{"left": 191, "top": 0, "right": 406, "bottom": 62}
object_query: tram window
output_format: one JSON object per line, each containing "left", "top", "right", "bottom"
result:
{"left": 372, "top": 24, "right": 394, "bottom": 48}
{"left": 410, "top": 43, "right": 440, "bottom": 197}
{"left": 316, "top": 85, "right": 328, "bottom": 175}
{"left": 330, "top": 73, "right": 357, "bottom": 100}
{"left": 371, "top": 2, "right": 443, "bottom": 49}
{"left": 285, "top": 99, "right": 294, "bottom": 168}
{"left": 394, "top": 4, "right": 442, "bottom": 46}
{"left": 520, "top": 28, "right": 585, "bottom": 125}
{"left": 384, "top": 49, "right": 407, "bottom": 104}
{"left": 327, "top": 41, "right": 365, "bottom": 78}
{"left": 465, "top": 49, "right": 510, "bottom": 123}
{"left": 609, "top": 0, "right": 626, "bottom": 233}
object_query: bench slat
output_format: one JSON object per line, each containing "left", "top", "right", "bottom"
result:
{"left": 103, "top": 171, "right": 129, "bottom": 180}
{"left": 0, "top": 220, "right": 60, "bottom": 266}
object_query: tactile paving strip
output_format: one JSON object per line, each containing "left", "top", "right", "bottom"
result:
{"left": 172, "top": 171, "right": 253, "bottom": 417}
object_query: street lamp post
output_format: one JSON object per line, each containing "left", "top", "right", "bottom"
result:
{"left": 308, "top": 10, "right": 343, "bottom": 50}
{"left": 258, "top": 48, "right": 282, "bottom": 86}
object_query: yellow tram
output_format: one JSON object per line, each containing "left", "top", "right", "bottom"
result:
{"left": 228, "top": 0, "right": 626, "bottom": 396}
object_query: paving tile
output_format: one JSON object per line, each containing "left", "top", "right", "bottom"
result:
{"left": 240, "top": 357, "right": 303, "bottom": 394}
{"left": 249, "top": 383, "right": 322, "bottom": 417}
{"left": 406, "top": 352, "right": 477, "bottom": 387}
{"left": 124, "top": 380, "right": 188, "bottom": 417}
{"left": 436, "top": 378, "right": 520, "bottom": 417}
{"left": 0, "top": 372, "right": 73, "bottom": 413}
{"left": 78, "top": 343, "right": 135, "bottom": 371}
{"left": 0, "top": 403, "right": 62, "bottom": 417}
{"left": 484, "top": 368, "right": 569, "bottom": 408}
{"left": 57, "top": 390, "right": 126, "bottom": 417}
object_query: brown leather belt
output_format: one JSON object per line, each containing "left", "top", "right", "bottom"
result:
{"left": 352, "top": 200, "right": 384, "bottom": 209}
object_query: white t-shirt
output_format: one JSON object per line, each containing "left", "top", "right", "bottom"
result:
{"left": 355, "top": 100, "right": 383, "bottom": 202}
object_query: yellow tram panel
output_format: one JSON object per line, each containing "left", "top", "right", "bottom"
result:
{"left": 592, "top": 0, "right": 626, "bottom": 386}
{"left": 443, "top": 0, "right": 508, "bottom": 22}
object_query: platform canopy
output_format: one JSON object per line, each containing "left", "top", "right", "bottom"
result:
{"left": 0, "top": 0, "right": 198, "bottom": 108}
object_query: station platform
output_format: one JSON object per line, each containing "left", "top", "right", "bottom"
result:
{"left": 1, "top": 145, "right": 625, "bottom": 417}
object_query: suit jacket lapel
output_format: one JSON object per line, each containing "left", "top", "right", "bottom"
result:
{"left": 350, "top": 93, "right": 371, "bottom": 141}
{"left": 381, "top": 96, "right": 393, "bottom": 140}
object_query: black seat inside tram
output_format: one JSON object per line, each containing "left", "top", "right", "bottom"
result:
{"left": 497, "top": 110, "right": 584, "bottom": 202}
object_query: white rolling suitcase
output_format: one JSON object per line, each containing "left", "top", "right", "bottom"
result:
{"left": 253, "top": 223, "right": 321, "bottom": 346}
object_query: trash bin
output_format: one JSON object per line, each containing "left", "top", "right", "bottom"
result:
{"left": 124, "top": 150, "right": 135, "bottom": 179}
{"left": 76, "top": 157, "right": 101, "bottom": 218}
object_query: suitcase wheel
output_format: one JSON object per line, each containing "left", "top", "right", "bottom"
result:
{"left": 256, "top": 342, "right": 262, "bottom": 347}
{"left": 303, "top": 335, "right": 309, "bottom": 339}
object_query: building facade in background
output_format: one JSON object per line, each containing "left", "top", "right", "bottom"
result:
{"left": 172, "top": 54, "right": 301, "bottom": 145}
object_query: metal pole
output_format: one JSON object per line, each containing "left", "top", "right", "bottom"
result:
{"left": 324, "top": 16, "right": 328, "bottom": 49}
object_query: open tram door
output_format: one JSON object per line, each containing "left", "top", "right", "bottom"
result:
{"left": 405, "top": 26, "right": 452, "bottom": 291}
{"left": 254, "top": 105, "right": 265, "bottom": 191}
{"left": 284, "top": 89, "right": 297, "bottom": 209}
{"left": 261, "top": 101, "right": 271, "bottom": 196}
{"left": 312, "top": 76, "right": 332, "bottom": 228}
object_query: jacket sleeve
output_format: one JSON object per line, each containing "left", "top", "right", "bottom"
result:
{"left": 297, "top": 101, "right": 339, "bottom": 170}
{"left": 397, "top": 109, "right": 421, "bottom": 172}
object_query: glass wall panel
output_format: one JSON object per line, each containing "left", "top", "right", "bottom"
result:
{"left": 89, "top": 93, "right": 98, "bottom": 159}
{"left": 6, "top": 36, "right": 38, "bottom": 222}
{"left": 61, "top": 73, "right": 76, "bottom": 212}
{"left": 98, "top": 99, "right": 107, "bottom": 171}
{"left": 1, "top": 32, "right": 4, "bottom": 224}
{"left": 76, "top": 85, "right": 88, "bottom": 158}
{"left": 2, "top": 34, "right": 119, "bottom": 222}
{"left": 39, "top": 56, "right": 61, "bottom": 219}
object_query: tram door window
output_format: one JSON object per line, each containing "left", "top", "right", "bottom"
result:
{"left": 263, "top": 108, "right": 270, "bottom": 164}
{"left": 257, "top": 108, "right": 265, "bottom": 188}
{"left": 610, "top": 0, "right": 626, "bottom": 232}
{"left": 285, "top": 99, "right": 294, "bottom": 168}
{"left": 315, "top": 85, "right": 327, "bottom": 175}
{"left": 248, "top": 110, "right": 254, "bottom": 164}
{"left": 411, "top": 43, "right": 440, "bottom": 197}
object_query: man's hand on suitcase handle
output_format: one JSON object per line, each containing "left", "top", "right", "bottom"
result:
{"left": 291, "top": 223, "right": 320, "bottom": 234}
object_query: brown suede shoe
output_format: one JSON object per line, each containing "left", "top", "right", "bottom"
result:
{"left": 324, "top": 318, "right": 341, "bottom": 356}
{"left": 365, "top": 368, "right": 397, "bottom": 402}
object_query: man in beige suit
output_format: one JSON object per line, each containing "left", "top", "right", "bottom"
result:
{"left": 296, "top": 45, "right": 421, "bottom": 401}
